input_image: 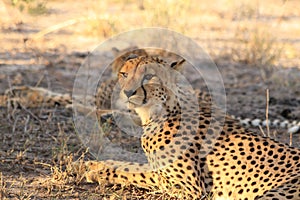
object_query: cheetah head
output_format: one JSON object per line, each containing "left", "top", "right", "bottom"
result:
{"left": 118, "top": 56, "right": 186, "bottom": 125}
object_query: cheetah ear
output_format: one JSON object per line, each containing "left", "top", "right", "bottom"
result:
{"left": 111, "top": 47, "right": 120, "bottom": 56}
{"left": 170, "top": 59, "right": 185, "bottom": 71}
{"left": 125, "top": 54, "right": 139, "bottom": 61}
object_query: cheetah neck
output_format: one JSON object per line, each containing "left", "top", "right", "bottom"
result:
{"left": 135, "top": 103, "right": 167, "bottom": 126}
{"left": 135, "top": 87, "right": 197, "bottom": 126}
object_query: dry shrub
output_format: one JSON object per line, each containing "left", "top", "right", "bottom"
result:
{"left": 142, "top": 0, "right": 191, "bottom": 33}
{"left": 84, "top": 15, "right": 119, "bottom": 38}
{"left": 231, "top": 25, "right": 283, "bottom": 68}
{"left": 10, "top": 0, "right": 48, "bottom": 16}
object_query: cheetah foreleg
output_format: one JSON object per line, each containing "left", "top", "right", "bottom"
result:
{"left": 79, "top": 160, "right": 161, "bottom": 190}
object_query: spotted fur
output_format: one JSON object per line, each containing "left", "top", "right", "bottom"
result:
{"left": 78, "top": 56, "right": 300, "bottom": 199}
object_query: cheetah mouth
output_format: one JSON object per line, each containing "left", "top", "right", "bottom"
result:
{"left": 126, "top": 99, "right": 141, "bottom": 107}
{"left": 127, "top": 97, "right": 148, "bottom": 108}
{"left": 127, "top": 100, "right": 138, "bottom": 108}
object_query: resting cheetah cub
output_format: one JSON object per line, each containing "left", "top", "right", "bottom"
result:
{"left": 78, "top": 55, "right": 300, "bottom": 199}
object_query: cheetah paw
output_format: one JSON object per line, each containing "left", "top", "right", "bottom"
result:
{"left": 72, "top": 160, "right": 108, "bottom": 184}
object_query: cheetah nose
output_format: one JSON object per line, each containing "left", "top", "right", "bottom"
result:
{"left": 124, "top": 90, "right": 136, "bottom": 98}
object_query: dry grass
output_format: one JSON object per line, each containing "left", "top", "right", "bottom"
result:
{"left": 0, "top": 173, "right": 7, "bottom": 199}
{"left": 231, "top": 25, "right": 283, "bottom": 68}
{"left": 9, "top": 0, "right": 48, "bottom": 16}
{"left": 0, "top": 101, "right": 178, "bottom": 199}
{"left": 84, "top": 17, "right": 119, "bottom": 38}
{"left": 232, "top": 1, "right": 258, "bottom": 21}
{"left": 141, "top": 0, "right": 191, "bottom": 33}
{"left": 25, "top": 0, "right": 193, "bottom": 40}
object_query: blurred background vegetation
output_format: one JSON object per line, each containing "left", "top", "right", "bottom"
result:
{"left": 1, "top": 0, "right": 299, "bottom": 69}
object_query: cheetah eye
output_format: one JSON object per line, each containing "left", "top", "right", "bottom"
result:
{"left": 144, "top": 74, "right": 154, "bottom": 80}
{"left": 119, "top": 72, "right": 128, "bottom": 78}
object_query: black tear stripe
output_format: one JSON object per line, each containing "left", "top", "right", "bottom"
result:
{"left": 141, "top": 68, "right": 148, "bottom": 104}
{"left": 132, "top": 58, "right": 147, "bottom": 105}
{"left": 141, "top": 84, "right": 147, "bottom": 104}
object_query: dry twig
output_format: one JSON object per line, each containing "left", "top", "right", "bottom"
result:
{"left": 265, "top": 89, "right": 270, "bottom": 137}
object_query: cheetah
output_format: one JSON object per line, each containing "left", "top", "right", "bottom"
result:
{"left": 78, "top": 55, "right": 300, "bottom": 200}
